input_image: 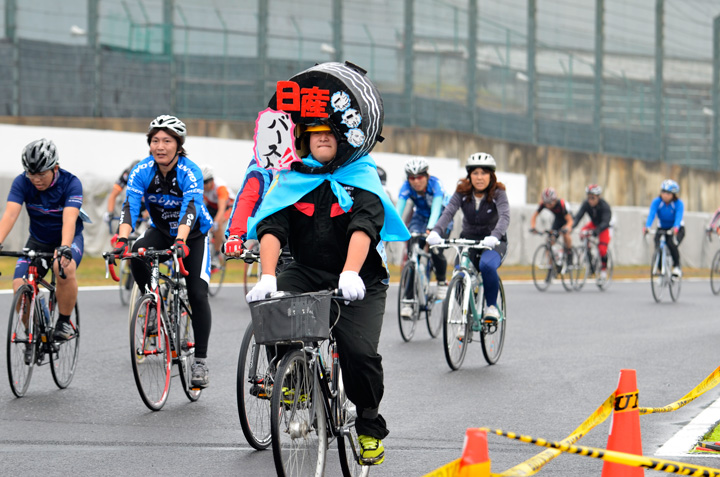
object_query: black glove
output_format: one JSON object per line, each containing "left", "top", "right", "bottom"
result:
{"left": 592, "top": 229, "right": 599, "bottom": 237}
{"left": 174, "top": 238, "right": 189, "bottom": 259}
{"left": 56, "top": 245, "right": 72, "bottom": 261}
{"left": 112, "top": 237, "right": 129, "bottom": 256}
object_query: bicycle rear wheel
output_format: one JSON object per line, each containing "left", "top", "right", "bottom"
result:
{"left": 130, "top": 295, "right": 171, "bottom": 411}
{"left": 336, "top": 368, "right": 370, "bottom": 477}
{"left": 271, "top": 349, "right": 327, "bottom": 477}
{"left": 397, "top": 262, "right": 418, "bottom": 342}
{"left": 208, "top": 259, "right": 226, "bottom": 297}
{"left": 443, "top": 274, "right": 471, "bottom": 370}
{"left": 425, "top": 292, "right": 443, "bottom": 339}
{"left": 50, "top": 300, "right": 80, "bottom": 389}
{"left": 711, "top": 251, "right": 720, "bottom": 295}
{"left": 237, "top": 322, "right": 273, "bottom": 450}
{"left": 118, "top": 260, "right": 134, "bottom": 306}
{"left": 481, "top": 280, "right": 506, "bottom": 365}
{"left": 177, "top": 305, "right": 201, "bottom": 402}
{"left": 572, "top": 248, "right": 589, "bottom": 291}
{"left": 531, "top": 245, "right": 553, "bottom": 292}
{"left": 7, "top": 285, "right": 36, "bottom": 397}
{"left": 650, "top": 250, "right": 665, "bottom": 303}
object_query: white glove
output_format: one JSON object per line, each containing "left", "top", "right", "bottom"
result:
{"left": 426, "top": 230, "right": 443, "bottom": 246}
{"left": 103, "top": 211, "right": 112, "bottom": 224}
{"left": 246, "top": 275, "right": 277, "bottom": 302}
{"left": 338, "top": 271, "right": 365, "bottom": 302}
{"left": 480, "top": 236, "right": 500, "bottom": 249}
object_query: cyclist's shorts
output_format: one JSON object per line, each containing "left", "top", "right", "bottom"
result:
{"left": 207, "top": 206, "right": 231, "bottom": 222}
{"left": 14, "top": 234, "right": 84, "bottom": 280}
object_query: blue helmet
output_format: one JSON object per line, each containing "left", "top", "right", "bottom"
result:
{"left": 661, "top": 179, "right": 679, "bottom": 195}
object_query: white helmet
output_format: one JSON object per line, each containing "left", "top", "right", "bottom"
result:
{"left": 466, "top": 152, "right": 496, "bottom": 172}
{"left": 148, "top": 115, "right": 187, "bottom": 138}
{"left": 404, "top": 157, "right": 429, "bottom": 176}
{"left": 201, "top": 164, "right": 214, "bottom": 182}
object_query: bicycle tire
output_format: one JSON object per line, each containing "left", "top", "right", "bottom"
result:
{"left": 397, "top": 262, "right": 418, "bottom": 342}
{"left": 597, "top": 251, "right": 614, "bottom": 291}
{"left": 177, "top": 303, "right": 201, "bottom": 402}
{"left": 426, "top": 293, "right": 444, "bottom": 339}
{"left": 208, "top": 260, "right": 226, "bottom": 297}
{"left": 531, "top": 244, "right": 553, "bottom": 292}
{"left": 130, "top": 294, "right": 171, "bottom": 411}
{"left": 668, "top": 250, "right": 681, "bottom": 302}
{"left": 50, "top": 299, "right": 80, "bottom": 389}
{"left": 7, "top": 285, "right": 36, "bottom": 397}
{"left": 573, "top": 247, "right": 589, "bottom": 291}
{"left": 481, "top": 279, "right": 506, "bottom": 365}
{"left": 650, "top": 249, "right": 665, "bottom": 303}
{"left": 443, "top": 274, "right": 471, "bottom": 370}
{"left": 712, "top": 251, "right": 720, "bottom": 295}
{"left": 118, "top": 260, "right": 133, "bottom": 306}
{"left": 236, "top": 322, "right": 273, "bottom": 450}
{"left": 271, "top": 349, "right": 327, "bottom": 477}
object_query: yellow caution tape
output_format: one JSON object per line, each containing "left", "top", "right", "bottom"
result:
{"left": 496, "top": 392, "right": 616, "bottom": 476}
{"left": 485, "top": 428, "right": 720, "bottom": 476}
{"left": 423, "top": 458, "right": 461, "bottom": 477}
{"left": 640, "top": 365, "right": 720, "bottom": 414}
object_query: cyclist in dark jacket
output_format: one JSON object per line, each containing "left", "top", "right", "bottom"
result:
{"left": 572, "top": 184, "right": 613, "bottom": 280}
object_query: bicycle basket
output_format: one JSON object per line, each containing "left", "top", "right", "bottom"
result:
{"left": 249, "top": 292, "right": 331, "bottom": 345}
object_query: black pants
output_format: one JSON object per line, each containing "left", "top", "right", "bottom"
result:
{"left": 278, "top": 262, "right": 389, "bottom": 440}
{"left": 130, "top": 228, "right": 212, "bottom": 359}
{"left": 655, "top": 226, "right": 684, "bottom": 267}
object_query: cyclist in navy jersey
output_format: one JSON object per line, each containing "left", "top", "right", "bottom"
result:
{"left": 112, "top": 115, "right": 214, "bottom": 388}
{"left": 0, "top": 139, "right": 84, "bottom": 342}
{"left": 530, "top": 187, "right": 574, "bottom": 264}
{"left": 395, "top": 157, "right": 450, "bottom": 315}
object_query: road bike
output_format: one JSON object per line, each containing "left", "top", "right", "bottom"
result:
{"left": 432, "top": 239, "right": 506, "bottom": 371}
{"left": 3, "top": 249, "right": 80, "bottom": 397}
{"left": 397, "top": 232, "right": 443, "bottom": 341}
{"left": 235, "top": 249, "right": 293, "bottom": 450}
{"left": 574, "top": 229, "right": 614, "bottom": 291}
{"left": 208, "top": 232, "right": 226, "bottom": 297}
{"left": 530, "top": 229, "right": 581, "bottom": 292}
{"left": 706, "top": 228, "right": 720, "bottom": 295}
{"left": 108, "top": 216, "right": 150, "bottom": 306}
{"left": 104, "top": 247, "right": 201, "bottom": 410}
{"left": 647, "top": 229, "right": 681, "bottom": 302}
{"left": 248, "top": 290, "right": 371, "bottom": 476}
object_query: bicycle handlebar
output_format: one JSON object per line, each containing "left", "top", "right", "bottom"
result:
{"left": 0, "top": 248, "right": 67, "bottom": 279}
{"left": 429, "top": 238, "right": 491, "bottom": 251}
{"left": 102, "top": 247, "right": 188, "bottom": 283}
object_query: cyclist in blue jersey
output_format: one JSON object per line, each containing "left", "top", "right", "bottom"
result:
{"left": 643, "top": 179, "right": 685, "bottom": 277}
{"left": 396, "top": 157, "right": 449, "bottom": 316}
{"left": 111, "top": 115, "right": 215, "bottom": 388}
{"left": 0, "top": 139, "right": 84, "bottom": 342}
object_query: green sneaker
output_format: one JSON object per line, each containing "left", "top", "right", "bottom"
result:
{"left": 357, "top": 434, "right": 385, "bottom": 465}
{"left": 281, "top": 386, "right": 308, "bottom": 407}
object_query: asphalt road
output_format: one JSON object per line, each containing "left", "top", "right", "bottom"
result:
{"left": 1, "top": 278, "right": 719, "bottom": 476}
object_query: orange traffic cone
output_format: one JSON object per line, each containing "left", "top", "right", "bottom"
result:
{"left": 602, "top": 369, "right": 644, "bottom": 476}
{"left": 458, "top": 428, "right": 491, "bottom": 477}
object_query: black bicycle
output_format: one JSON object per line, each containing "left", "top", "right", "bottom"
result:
{"left": 104, "top": 247, "right": 201, "bottom": 410}
{"left": 3, "top": 249, "right": 80, "bottom": 397}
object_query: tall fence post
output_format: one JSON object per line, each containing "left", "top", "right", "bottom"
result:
{"left": 163, "top": 0, "right": 176, "bottom": 113}
{"left": 404, "top": 0, "right": 415, "bottom": 128}
{"left": 257, "top": 0, "right": 268, "bottom": 104}
{"left": 527, "top": 0, "right": 537, "bottom": 144}
{"left": 332, "top": 0, "right": 343, "bottom": 63}
{"left": 468, "top": 0, "right": 478, "bottom": 135}
{"left": 713, "top": 15, "right": 719, "bottom": 171}
{"left": 654, "top": 0, "right": 664, "bottom": 162}
{"left": 6, "top": 0, "right": 19, "bottom": 116}
{"left": 88, "top": 0, "right": 102, "bottom": 117}
{"left": 594, "top": 0, "right": 604, "bottom": 153}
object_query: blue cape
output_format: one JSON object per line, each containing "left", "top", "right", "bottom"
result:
{"left": 247, "top": 155, "right": 410, "bottom": 242}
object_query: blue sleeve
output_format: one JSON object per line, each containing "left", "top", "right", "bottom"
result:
{"left": 123, "top": 160, "right": 148, "bottom": 229}
{"left": 397, "top": 181, "right": 412, "bottom": 201}
{"left": 395, "top": 197, "right": 408, "bottom": 217}
{"left": 673, "top": 200, "right": 684, "bottom": 229}
{"left": 64, "top": 176, "right": 83, "bottom": 209}
{"left": 7, "top": 174, "right": 26, "bottom": 205}
{"left": 429, "top": 176, "right": 445, "bottom": 197}
{"left": 426, "top": 194, "right": 444, "bottom": 230}
{"left": 645, "top": 197, "right": 660, "bottom": 228}
{"left": 177, "top": 160, "right": 205, "bottom": 230}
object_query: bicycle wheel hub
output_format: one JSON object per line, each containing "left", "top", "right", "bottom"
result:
{"left": 287, "top": 419, "right": 310, "bottom": 439}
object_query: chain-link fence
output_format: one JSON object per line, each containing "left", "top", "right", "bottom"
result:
{"left": 2, "top": 0, "right": 719, "bottom": 168}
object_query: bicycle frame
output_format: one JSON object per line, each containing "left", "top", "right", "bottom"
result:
{"left": 406, "top": 234, "right": 433, "bottom": 308}
{"left": 442, "top": 240, "right": 487, "bottom": 326}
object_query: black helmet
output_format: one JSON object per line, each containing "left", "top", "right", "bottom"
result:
{"left": 22, "top": 138, "right": 59, "bottom": 174}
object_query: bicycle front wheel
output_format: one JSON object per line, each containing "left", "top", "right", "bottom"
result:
{"left": 669, "top": 254, "right": 681, "bottom": 302}
{"left": 650, "top": 249, "right": 665, "bottom": 303}
{"left": 118, "top": 260, "right": 134, "bottom": 306}
{"left": 177, "top": 305, "right": 201, "bottom": 402}
{"left": 7, "top": 285, "right": 36, "bottom": 397}
{"left": 597, "top": 251, "right": 614, "bottom": 290}
{"left": 237, "top": 323, "right": 273, "bottom": 450}
{"left": 531, "top": 245, "right": 553, "bottom": 292}
{"left": 271, "top": 350, "right": 327, "bottom": 477}
{"left": 208, "top": 260, "right": 226, "bottom": 297}
{"left": 130, "top": 295, "right": 171, "bottom": 411}
{"left": 397, "top": 262, "right": 418, "bottom": 342}
{"left": 481, "top": 280, "right": 506, "bottom": 365}
{"left": 50, "top": 300, "right": 80, "bottom": 389}
{"left": 443, "top": 274, "right": 471, "bottom": 370}
{"left": 711, "top": 251, "right": 720, "bottom": 295}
